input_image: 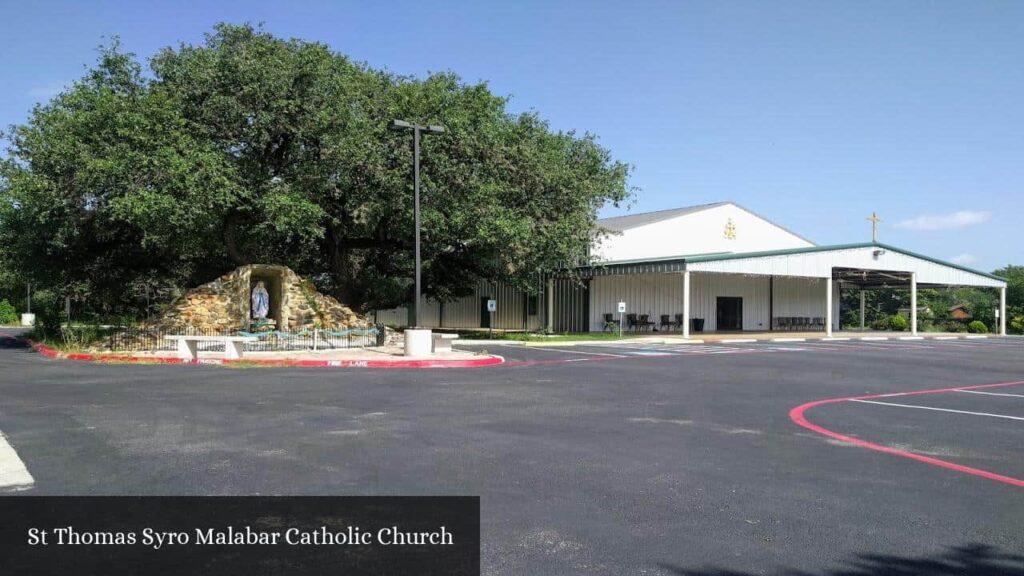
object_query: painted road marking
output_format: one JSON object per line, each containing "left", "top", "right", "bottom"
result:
{"left": 721, "top": 338, "right": 757, "bottom": 343}
{"left": 860, "top": 336, "right": 888, "bottom": 341}
{"left": 0, "top": 430, "right": 34, "bottom": 491}
{"left": 955, "top": 389, "right": 1024, "bottom": 399}
{"left": 850, "top": 399, "right": 1024, "bottom": 421}
{"left": 933, "top": 336, "right": 958, "bottom": 340}
{"left": 899, "top": 336, "right": 924, "bottom": 340}
{"left": 771, "top": 338, "right": 806, "bottom": 342}
{"left": 526, "top": 347, "right": 627, "bottom": 357}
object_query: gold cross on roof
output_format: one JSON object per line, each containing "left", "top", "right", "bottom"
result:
{"left": 867, "top": 212, "right": 882, "bottom": 243}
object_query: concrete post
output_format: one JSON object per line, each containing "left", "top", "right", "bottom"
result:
{"left": 826, "top": 277, "right": 833, "bottom": 337}
{"left": 859, "top": 290, "right": 866, "bottom": 331}
{"left": 682, "top": 270, "right": 691, "bottom": 339}
{"left": 1000, "top": 286, "right": 1007, "bottom": 336}
{"left": 910, "top": 272, "right": 917, "bottom": 335}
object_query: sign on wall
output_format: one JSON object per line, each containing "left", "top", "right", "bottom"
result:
{"left": 486, "top": 299, "right": 497, "bottom": 312}
{"left": 617, "top": 301, "right": 626, "bottom": 313}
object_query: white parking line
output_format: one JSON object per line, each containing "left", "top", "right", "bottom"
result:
{"left": 526, "top": 347, "right": 627, "bottom": 357}
{"left": 721, "top": 338, "right": 757, "bottom": 343}
{"left": 860, "top": 336, "right": 889, "bottom": 341}
{"left": 771, "top": 338, "right": 806, "bottom": 342}
{"left": 850, "top": 399, "right": 1024, "bottom": 421}
{"left": 955, "top": 389, "right": 1024, "bottom": 399}
{"left": 0, "top": 430, "right": 34, "bottom": 491}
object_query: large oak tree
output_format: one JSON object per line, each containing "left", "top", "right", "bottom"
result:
{"left": 0, "top": 24, "right": 632, "bottom": 315}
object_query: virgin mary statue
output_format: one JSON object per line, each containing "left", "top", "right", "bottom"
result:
{"left": 251, "top": 281, "right": 270, "bottom": 320}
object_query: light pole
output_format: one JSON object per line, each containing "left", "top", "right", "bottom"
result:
{"left": 389, "top": 119, "right": 444, "bottom": 328}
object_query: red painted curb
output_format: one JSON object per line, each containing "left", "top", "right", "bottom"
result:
{"left": 22, "top": 339, "right": 504, "bottom": 369}
{"left": 790, "top": 380, "right": 1024, "bottom": 488}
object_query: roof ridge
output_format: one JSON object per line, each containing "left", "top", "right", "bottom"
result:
{"left": 596, "top": 201, "right": 729, "bottom": 223}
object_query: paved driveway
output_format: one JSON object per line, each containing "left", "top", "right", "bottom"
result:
{"left": 1, "top": 329, "right": 1022, "bottom": 575}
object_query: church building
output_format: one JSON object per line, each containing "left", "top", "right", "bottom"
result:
{"left": 374, "top": 202, "right": 1008, "bottom": 336}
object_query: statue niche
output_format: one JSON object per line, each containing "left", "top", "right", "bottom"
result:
{"left": 248, "top": 270, "right": 284, "bottom": 331}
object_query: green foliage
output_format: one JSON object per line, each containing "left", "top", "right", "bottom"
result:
{"left": 869, "top": 318, "right": 889, "bottom": 331}
{"left": 967, "top": 320, "right": 988, "bottom": 334}
{"left": 1011, "top": 315, "right": 1024, "bottom": 335}
{"left": 0, "top": 299, "right": 17, "bottom": 325}
{"left": 943, "top": 321, "right": 968, "bottom": 333}
{"left": 1, "top": 24, "right": 632, "bottom": 318}
{"left": 887, "top": 315, "right": 908, "bottom": 332}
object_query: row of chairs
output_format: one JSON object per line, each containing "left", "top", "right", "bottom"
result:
{"left": 604, "top": 313, "right": 687, "bottom": 332}
{"left": 775, "top": 317, "right": 826, "bottom": 331}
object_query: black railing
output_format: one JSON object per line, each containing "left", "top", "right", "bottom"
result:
{"left": 107, "top": 326, "right": 382, "bottom": 353}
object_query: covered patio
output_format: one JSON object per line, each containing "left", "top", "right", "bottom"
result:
{"left": 574, "top": 242, "right": 1008, "bottom": 338}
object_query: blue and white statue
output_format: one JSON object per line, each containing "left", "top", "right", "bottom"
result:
{"left": 251, "top": 281, "right": 270, "bottom": 319}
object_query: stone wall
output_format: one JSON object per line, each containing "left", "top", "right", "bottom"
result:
{"left": 152, "top": 264, "right": 370, "bottom": 332}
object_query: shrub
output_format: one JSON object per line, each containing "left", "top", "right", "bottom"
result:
{"left": 1012, "top": 315, "right": 1024, "bottom": 335}
{"left": 967, "top": 320, "right": 988, "bottom": 334}
{"left": 943, "top": 321, "right": 968, "bottom": 333}
{"left": 869, "top": 318, "right": 889, "bottom": 331}
{"left": 887, "top": 315, "right": 909, "bottom": 332}
{"left": 0, "top": 299, "right": 17, "bottom": 325}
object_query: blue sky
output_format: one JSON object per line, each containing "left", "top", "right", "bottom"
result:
{"left": 2, "top": 1, "right": 1021, "bottom": 271}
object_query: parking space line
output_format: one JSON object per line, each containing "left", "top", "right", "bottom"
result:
{"left": 525, "top": 347, "right": 628, "bottom": 357}
{"left": 849, "top": 399, "right": 1024, "bottom": 421}
{"left": 955, "top": 389, "right": 1024, "bottom": 399}
{"left": 791, "top": 379, "right": 1024, "bottom": 487}
{"left": 0, "top": 430, "right": 34, "bottom": 491}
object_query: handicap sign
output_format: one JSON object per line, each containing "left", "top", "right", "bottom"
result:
{"left": 617, "top": 301, "right": 626, "bottom": 313}
{"left": 487, "top": 299, "right": 497, "bottom": 312}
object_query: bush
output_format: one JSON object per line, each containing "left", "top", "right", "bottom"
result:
{"left": 1012, "top": 315, "right": 1024, "bottom": 335}
{"left": 887, "top": 315, "right": 909, "bottom": 332}
{"left": 869, "top": 318, "right": 889, "bottom": 331}
{"left": 943, "top": 321, "right": 968, "bottom": 333}
{"left": 967, "top": 320, "right": 988, "bottom": 334}
{"left": 0, "top": 299, "right": 17, "bottom": 325}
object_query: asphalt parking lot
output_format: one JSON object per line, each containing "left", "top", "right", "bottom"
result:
{"left": 0, "top": 329, "right": 1022, "bottom": 575}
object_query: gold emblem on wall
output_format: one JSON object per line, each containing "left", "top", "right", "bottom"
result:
{"left": 724, "top": 218, "right": 737, "bottom": 240}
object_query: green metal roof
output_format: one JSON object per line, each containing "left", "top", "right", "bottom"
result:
{"left": 582, "top": 242, "right": 1006, "bottom": 283}
{"left": 684, "top": 242, "right": 1006, "bottom": 282}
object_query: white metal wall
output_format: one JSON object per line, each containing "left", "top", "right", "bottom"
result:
{"left": 589, "top": 273, "right": 840, "bottom": 332}
{"left": 589, "top": 274, "right": 683, "bottom": 330}
{"left": 372, "top": 282, "right": 543, "bottom": 330}
{"left": 593, "top": 203, "right": 813, "bottom": 262}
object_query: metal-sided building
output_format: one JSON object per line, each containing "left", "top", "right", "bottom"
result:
{"left": 374, "top": 202, "right": 1008, "bottom": 336}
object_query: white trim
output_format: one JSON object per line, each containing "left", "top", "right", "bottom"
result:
{"left": 771, "top": 338, "right": 806, "bottom": 342}
{"left": 721, "top": 338, "right": 757, "bottom": 343}
{"left": 860, "top": 336, "right": 889, "bottom": 341}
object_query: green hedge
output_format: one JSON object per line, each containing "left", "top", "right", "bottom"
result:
{"left": 967, "top": 320, "right": 988, "bottom": 334}
{"left": 0, "top": 299, "right": 17, "bottom": 325}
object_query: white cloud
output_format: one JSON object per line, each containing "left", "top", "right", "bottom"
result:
{"left": 949, "top": 253, "right": 978, "bottom": 266}
{"left": 895, "top": 210, "right": 991, "bottom": 231}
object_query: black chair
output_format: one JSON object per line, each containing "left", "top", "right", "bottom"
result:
{"left": 626, "top": 313, "right": 638, "bottom": 332}
{"left": 603, "top": 313, "right": 620, "bottom": 332}
{"left": 659, "top": 314, "right": 677, "bottom": 331}
{"left": 638, "top": 314, "right": 654, "bottom": 332}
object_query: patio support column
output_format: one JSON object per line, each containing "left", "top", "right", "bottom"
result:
{"left": 1000, "top": 286, "right": 1007, "bottom": 336}
{"left": 682, "top": 270, "right": 691, "bottom": 339}
{"left": 859, "top": 290, "right": 866, "bottom": 330}
{"left": 910, "top": 272, "right": 918, "bottom": 335}
{"left": 825, "top": 276, "right": 833, "bottom": 337}
{"left": 545, "top": 277, "right": 554, "bottom": 333}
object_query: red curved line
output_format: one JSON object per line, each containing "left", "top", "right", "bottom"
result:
{"left": 790, "top": 380, "right": 1024, "bottom": 488}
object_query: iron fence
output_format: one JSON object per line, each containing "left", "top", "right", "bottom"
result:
{"left": 106, "top": 325, "right": 384, "bottom": 353}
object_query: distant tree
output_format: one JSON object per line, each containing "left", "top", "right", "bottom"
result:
{"left": 0, "top": 24, "right": 632, "bottom": 316}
